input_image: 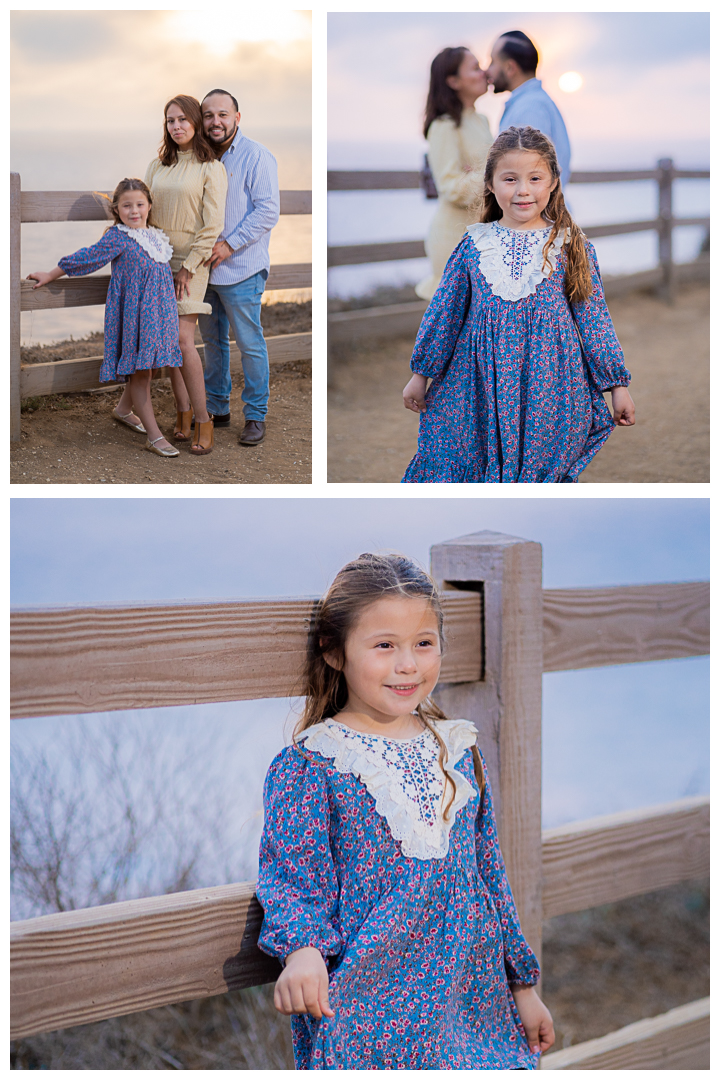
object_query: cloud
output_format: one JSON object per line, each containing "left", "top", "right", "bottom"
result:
{"left": 11, "top": 10, "right": 311, "bottom": 133}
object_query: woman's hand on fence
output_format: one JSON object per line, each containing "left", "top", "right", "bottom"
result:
{"left": 511, "top": 985, "right": 555, "bottom": 1055}
{"left": 174, "top": 268, "right": 193, "bottom": 301}
{"left": 26, "top": 268, "right": 64, "bottom": 289}
{"left": 610, "top": 386, "right": 636, "bottom": 426}
{"left": 274, "top": 946, "right": 335, "bottom": 1020}
{"left": 403, "top": 373, "right": 429, "bottom": 414}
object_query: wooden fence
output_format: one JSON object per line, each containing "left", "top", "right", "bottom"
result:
{"left": 10, "top": 174, "right": 312, "bottom": 441}
{"left": 328, "top": 161, "right": 709, "bottom": 344}
{"left": 10, "top": 530, "right": 710, "bottom": 1068}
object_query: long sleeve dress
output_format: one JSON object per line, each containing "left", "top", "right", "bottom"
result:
{"left": 416, "top": 109, "right": 494, "bottom": 301}
{"left": 403, "top": 222, "right": 632, "bottom": 484}
{"left": 257, "top": 718, "right": 540, "bottom": 1070}
{"left": 145, "top": 152, "right": 228, "bottom": 316}
{"left": 57, "top": 225, "right": 183, "bottom": 382}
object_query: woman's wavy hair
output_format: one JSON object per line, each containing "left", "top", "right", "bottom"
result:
{"left": 159, "top": 94, "right": 216, "bottom": 166}
{"left": 474, "top": 126, "right": 594, "bottom": 304}
{"left": 94, "top": 177, "right": 155, "bottom": 233}
{"left": 294, "top": 552, "right": 485, "bottom": 816}
{"left": 423, "top": 47, "right": 469, "bottom": 139}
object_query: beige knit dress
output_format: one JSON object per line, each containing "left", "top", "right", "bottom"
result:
{"left": 145, "top": 151, "right": 228, "bottom": 316}
{"left": 416, "top": 109, "right": 494, "bottom": 301}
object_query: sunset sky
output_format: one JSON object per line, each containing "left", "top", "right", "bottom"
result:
{"left": 328, "top": 12, "right": 709, "bottom": 169}
{"left": 11, "top": 9, "right": 311, "bottom": 187}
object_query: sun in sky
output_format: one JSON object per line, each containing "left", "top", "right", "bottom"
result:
{"left": 558, "top": 71, "right": 583, "bottom": 93}
{"left": 168, "top": 9, "right": 311, "bottom": 54}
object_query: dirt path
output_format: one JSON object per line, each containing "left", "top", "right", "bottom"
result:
{"left": 328, "top": 284, "right": 709, "bottom": 484}
{"left": 12, "top": 305, "right": 311, "bottom": 486}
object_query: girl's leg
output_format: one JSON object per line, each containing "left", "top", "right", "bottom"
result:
{"left": 127, "top": 371, "right": 173, "bottom": 450}
{"left": 115, "top": 384, "right": 141, "bottom": 425}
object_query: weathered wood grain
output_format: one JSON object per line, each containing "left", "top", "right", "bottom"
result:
{"left": 21, "top": 263, "right": 311, "bottom": 311}
{"left": 10, "top": 591, "right": 481, "bottom": 719}
{"left": 540, "top": 997, "right": 709, "bottom": 1070}
{"left": 10, "top": 883, "right": 281, "bottom": 1039}
{"left": 542, "top": 582, "right": 709, "bottom": 671}
{"left": 20, "top": 189, "right": 310, "bottom": 222}
{"left": 19, "top": 333, "right": 312, "bottom": 399}
{"left": 10, "top": 798, "right": 709, "bottom": 1039}
{"left": 431, "top": 532, "right": 544, "bottom": 968}
{"left": 542, "top": 796, "right": 709, "bottom": 920}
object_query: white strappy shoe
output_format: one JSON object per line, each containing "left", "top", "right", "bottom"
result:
{"left": 144, "top": 435, "right": 179, "bottom": 458}
{"left": 112, "top": 408, "right": 146, "bottom": 434}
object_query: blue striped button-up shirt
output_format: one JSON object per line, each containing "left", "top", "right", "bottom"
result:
{"left": 499, "top": 78, "right": 571, "bottom": 187}
{"left": 210, "top": 127, "right": 280, "bottom": 286}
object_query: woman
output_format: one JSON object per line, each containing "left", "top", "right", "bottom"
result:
{"left": 117, "top": 94, "right": 227, "bottom": 455}
{"left": 416, "top": 48, "right": 494, "bottom": 301}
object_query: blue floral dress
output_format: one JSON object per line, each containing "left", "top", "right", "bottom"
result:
{"left": 257, "top": 718, "right": 540, "bottom": 1070}
{"left": 402, "top": 222, "right": 631, "bottom": 483}
{"left": 58, "top": 225, "right": 183, "bottom": 383}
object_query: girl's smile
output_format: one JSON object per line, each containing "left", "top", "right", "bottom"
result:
{"left": 117, "top": 193, "right": 150, "bottom": 229}
{"left": 489, "top": 149, "right": 558, "bottom": 231}
{"left": 325, "top": 595, "right": 443, "bottom": 736}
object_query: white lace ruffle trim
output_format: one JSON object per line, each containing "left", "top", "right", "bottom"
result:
{"left": 116, "top": 224, "right": 173, "bottom": 263}
{"left": 297, "top": 718, "right": 479, "bottom": 860}
{"left": 466, "top": 221, "right": 567, "bottom": 302}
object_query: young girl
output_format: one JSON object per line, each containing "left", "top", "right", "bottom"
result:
{"left": 28, "top": 178, "right": 185, "bottom": 458}
{"left": 257, "top": 553, "right": 554, "bottom": 1070}
{"left": 402, "top": 126, "right": 635, "bottom": 483}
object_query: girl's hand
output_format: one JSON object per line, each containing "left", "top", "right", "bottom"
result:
{"left": 274, "top": 946, "right": 335, "bottom": 1020}
{"left": 26, "top": 268, "right": 63, "bottom": 289}
{"left": 511, "top": 985, "right": 555, "bottom": 1055}
{"left": 403, "top": 373, "right": 429, "bottom": 414}
{"left": 610, "top": 386, "right": 635, "bottom": 426}
{"left": 174, "top": 267, "right": 193, "bottom": 301}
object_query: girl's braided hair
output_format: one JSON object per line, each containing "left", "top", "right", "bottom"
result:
{"left": 294, "top": 553, "right": 485, "bottom": 816}
{"left": 474, "top": 126, "right": 594, "bottom": 304}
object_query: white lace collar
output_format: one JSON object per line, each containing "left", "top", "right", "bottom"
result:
{"left": 116, "top": 225, "right": 173, "bottom": 264}
{"left": 467, "top": 220, "right": 566, "bottom": 301}
{"left": 297, "top": 717, "right": 478, "bottom": 860}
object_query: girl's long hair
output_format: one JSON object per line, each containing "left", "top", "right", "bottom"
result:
{"left": 295, "top": 552, "right": 485, "bottom": 815}
{"left": 95, "top": 177, "right": 155, "bottom": 233}
{"left": 474, "top": 126, "right": 594, "bottom": 304}
{"left": 159, "top": 94, "right": 215, "bottom": 166}
{"left": 423, "top": 47, "right": 469, "bottom": 139}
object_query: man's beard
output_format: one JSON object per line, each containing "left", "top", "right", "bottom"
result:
{"left": 207, "top": 123, "right": 238, "bottom": 146}
{"left": 492, "top": 76, "right": 509, "bottom": 94}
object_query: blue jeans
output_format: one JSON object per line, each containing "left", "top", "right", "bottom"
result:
{"left": 198, "top": 270, "right": 269, "bottom": 420}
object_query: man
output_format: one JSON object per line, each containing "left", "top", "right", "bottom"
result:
{"left": 199, "top": 89, "right": 280, "bottom": 446}
{"left": 487, "top": 31, "right": 571, "bottom": 187}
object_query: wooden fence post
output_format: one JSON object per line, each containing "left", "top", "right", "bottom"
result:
{"left": 430, "top": 530, "right": 544, "bottom": 963}
{"left": 11, "top": 172, "right": 22, "bottom": 442}
{"left": 657, "top": 158, "right": 674, "bottom": 303}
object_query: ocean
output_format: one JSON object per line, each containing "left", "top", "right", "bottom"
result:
{"left": 328, "top": 138, "right": 709, "bottom": 299}
{"left": 12, "top": 128, "right": 311, "bottom": 346}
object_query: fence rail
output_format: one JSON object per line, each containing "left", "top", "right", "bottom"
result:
{"left": 10, "top": 173, "right": 312, "bottom": 440}
{"left": 10, "top": 531, "right": 710, "bottom": 1067}
{"left": 328, "top": 161, "right": 709, "bottom": 344}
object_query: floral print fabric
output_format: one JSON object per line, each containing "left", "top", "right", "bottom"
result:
{"left": 58, "top": 226, "right": 183, "bottom": 383}
{"left": 402, "top": 230, "right": 631, "bottom": 483}
{"left": 257, "top": 719, "right": 540, "bottom": 1070}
